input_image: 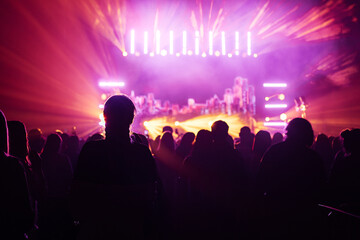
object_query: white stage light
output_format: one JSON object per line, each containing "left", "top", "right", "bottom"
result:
{"left": 130, "top": 29, "right": 135, "bottom": 54}
{"left": 156, "top": 30, "right": 160, "bottom": 55}
{"left": 247, "top": 31, "right": 252, "bottom": 56}
{"left": 144, "top": 31, "right": 148, "bottom": 54}
{"left": 235, "top": 31, "right": 239, "bottom": 55}
{"left": 98, "top": 81, "right": 125, "bottom": 87}
{"left": 182, "top": 31, "right": 187, "bottom": 55}
{"left": 264, "top": 122, "right": 287, "bottom": 127}
{"left": 195, "top": 31, "right": 200, "bottom": 55}
{"left": 221, "top": 31, "right": 226, "bottom": 55}
{"left": 263, "top": 83, "right": 287, "bottom": 88}
{"left": 209, "top": 31, "right": 213, "bottom": 55}
{"left": 265, "top": 104, "right": 288, "bottom": 109}
{"left": 169, "top": 31, "right": 174, "bottom": 55}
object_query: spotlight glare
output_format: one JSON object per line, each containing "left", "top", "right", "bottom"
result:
{"left": 176, "top": 52, "right": 180, "bottom": 57}
{"left": 122, "top": 51, "right": 128, "bottom": 57}
{"left": 187, "top": 50, "right": 193, "bottom": 56}
{"left": 228, "top": 53, "right": 232, "bottom": 58}
{"left": 175, "top": 121, "right": 180, "bottom": 126}
{"left": 98, "top": 104, "right": 104, "bottom": 109}
{"left": 202, "top": 52, "right": 206, "bottom": 58}
{"left": 101, "top": 93, "right": 107, "bottom": 100}
{"left": 149, "top": 52, "right": 155, "bottom": 57}
{"left": 265, "top": 97, "right": 270, "bottom": 101}
{"left": 280, "top": 113, "right": 287, "bottom": 121}
{"left": 278, "top": 94, "right": 285, "bottom": 100}
{"left": 144, "top": 121, "right": 149, "bottom": 127}
{"left": 161, "top": 49, "right": 167, "bottom": 56}
{"left": 215, "top": 50, "right": 220, "bottom": 57}
{"left": 265, "top": 117, "right": 270, "bottom": 122}
{"left": 253, "top": 53, "right": 258, "bottom": 58}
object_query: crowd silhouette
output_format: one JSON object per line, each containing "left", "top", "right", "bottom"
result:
{"left": 1, "top": 94, "right": 359, "bottom": 239}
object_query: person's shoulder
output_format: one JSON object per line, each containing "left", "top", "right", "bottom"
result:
{"left": 129, "top": 142, "right": 152, "bottom": 154}
{"left": 1, "top": 153, "right": 26, "bottom": 174}
{"left": 81, "top": 139, "right": 106, "bottom": 152}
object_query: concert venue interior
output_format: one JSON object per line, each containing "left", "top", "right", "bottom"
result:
{"left": 1, "top": 0, "right": 359, "bottom": 138}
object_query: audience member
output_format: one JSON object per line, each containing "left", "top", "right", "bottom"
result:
{"left": 254, "top": 118, "right": 326, "bottom": 239}
{"left": 0, "top": 110, "right": 34, "bottom": 239}
{"left": 71, "top": 95, "right": 158, "bottom": 239}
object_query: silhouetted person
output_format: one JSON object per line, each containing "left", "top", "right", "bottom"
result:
{"left": 65, "top": 135, "right": 80, "bottom": 170}
{"left": 154, "top": 131, "right": 180, "bottom": 237}
{"left": 41, "top": 133, "right": 73, "bottom": 239}
{"left": 8, "top": 121, "right": 46, "bottom": 236}
{"left": 236, "top": 126, "right": 254, "bottom": 179}
{"left": 208, "top": 120, "right": 245, "bottom": 239}
{"left": 175, "top": 132, "right": 195, "bottom": 161}
{"left": 0, "top": 110, "right": 34, "bottom": 239}
{"left": 162, "top": 126, "right": 173, "bottom": 134}
{"left": 328, "top": 129, "right": 360, "bottom": 239}
{"left": 71, "top": 95, "right": 158, "bottom": 239}
{"left": 182, "top": 129, "right": 214, "bottom": 238}
{"left": 250, "top": 130, "right": 271, "bottom": 182}
{"left": 254, "top": 118, "right": 326, "bottom": 240}
{"left": 86, "top": 132, "right": 104, "bottom": 143}
{"left": 314, "top": 133, "right": 334, "bottom": 177}
{"left": 28, "top": 128, "right": 45, "bottom": 154}
{"left": 271, "top": 132, "right": 283, "bottom": 145}
{"left": 131, "top": 132, "right": 149, "bottom": 148}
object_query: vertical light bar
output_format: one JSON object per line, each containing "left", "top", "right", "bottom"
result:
{"left": 235, "top": 31, "right": 240, "bottom": 55}
{"left": 209, "top": 31, "right": 213, "bottom": 55}
{"left": 247, "top": 31, "right": 252, "bottom": 56}
{"left": 221, "top": 31, "right": 226, "bottom": 55}
{"left": 130, "top": 29, "right": 135, "bottom": 54}
{"left": 144, "top": 31, "right": 148, "bottom": 54}
{"left": 182, "top": 31, "right": 187, "bottom": 55}
{"left": 195, "top": 31, "right": 200, "bottom": 55}
{"left": 169, "top": 31, "right": 174, "bottom": 55}
{"left": 156, "top": 30, "right": 160, "bottom": 55}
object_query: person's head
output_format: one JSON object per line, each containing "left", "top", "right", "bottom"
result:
{"left": 104, "top": 95, "right": 136, "bottom": 137}
{"left": 7, "top": 121, "right": 28, "bottom": 159}
{"left": 285, "top": 118, "right": 314, "bottom": 147}
{"left": 162, "top": 126, "right": 173, "bottom": 134}
{"left": 28, "top": 128, "right": 45, "bottom": 153}
{"left": 87, "top": 132, "right": 105, "bottom": 142}
{"left": 253, "top": 130, "right": 271, "bottom": 155}
{"left": 68, "top": 135, "right": 80, "bottom": 151}
{"left": 239, "top": 126, "right": 251, "bottom": 139}
{"left": 179, "top": 132, "right": 195, "bottom": 147}
{"left": 211, "top": 120, "right": 229, "bottom": 141}
{"left": 342, "top": 129, "right": 360, "bottom": 154}
{"left": 272, "top": 132, "right": 284, "bottom": 145}
{"left": 158, "top": 131, "right": 175, "bottom": 153}
{"left": 43, "top": 134, "right": 62, "bottom": 155}
{"left": 194, "top": 129, "right": 212, "bottom": 150}
{"left": 0, "top": 110, "right": 8, "bottom": 154}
